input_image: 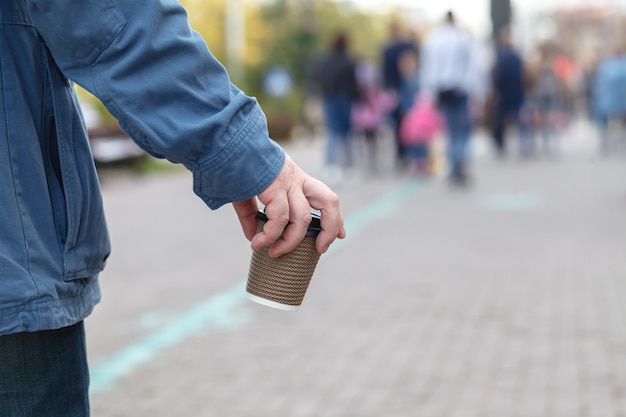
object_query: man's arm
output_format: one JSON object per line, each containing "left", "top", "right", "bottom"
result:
{"left": 27, "top": 0, "right": 345, "bottom": 253}
{"left": 27, "top": 0, "right": 282, "bottom": 208}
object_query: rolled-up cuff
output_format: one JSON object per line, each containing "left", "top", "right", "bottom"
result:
{"left": 192, "top": 109, "right": 285, "bottom": 209}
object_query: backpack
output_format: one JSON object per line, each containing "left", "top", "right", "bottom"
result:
{"left": 399, "top": 93, "right": 443, "bottom": 145}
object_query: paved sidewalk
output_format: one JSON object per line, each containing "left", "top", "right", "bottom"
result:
{"left": 88, "top": 121, "right": 625, "bottom": 417}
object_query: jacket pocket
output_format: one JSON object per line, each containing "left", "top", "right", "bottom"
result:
{"left": 42, "top": 112, "right": 68, "bottom": 247}
{"left": 42, "top": 46, "right": 111, "bottom": 281}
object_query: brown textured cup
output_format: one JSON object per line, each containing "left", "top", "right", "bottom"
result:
{"left": 246, "top": 211, "right": 322, "bottom": 311}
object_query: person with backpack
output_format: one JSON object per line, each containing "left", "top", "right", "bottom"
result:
{"left": 399, "top": 91, "right": 443, "bottom": 175}
{"left": 396, "top": 48, "right": 442, "bottom": 175}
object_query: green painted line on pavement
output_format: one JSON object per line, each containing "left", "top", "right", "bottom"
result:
{"left": 90, "top": 282, "right": 250, "bottom": 392}
{"left": 89, "top": 177, "right": 423, "bottom": 393}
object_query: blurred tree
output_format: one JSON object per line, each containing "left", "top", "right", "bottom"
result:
{"left": 182, "top": 0, "right": 228, "bottom": 62}
{"left": 80, "top": 0, "right": 389, "bottom": 138}
{"left": 183, "top": 0, "right": 384, "bottom": 90}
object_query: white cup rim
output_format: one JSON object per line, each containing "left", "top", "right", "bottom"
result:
{"left": 245, "top": 292, "right": 300, "bottom": 311}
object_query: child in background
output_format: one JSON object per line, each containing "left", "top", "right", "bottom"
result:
{"left": 396, "top": 48, "right": 422, "bottom": 169}
{"left": 397, "top": 49, "right": 442, "bottom": 175}
{"left": 399, "top": 91, "right": 442, "bottom": 175}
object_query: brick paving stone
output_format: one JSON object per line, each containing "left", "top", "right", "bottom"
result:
{"left": 88, "top": 121, "right": 626, "bottom": 417}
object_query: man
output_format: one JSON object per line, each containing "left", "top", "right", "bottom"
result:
{"left": 490, "top": 25, "right": 527, "bottom": 157}
{"left": 0, "top": 1, "right": 345, "bottom": 415}
{"left": 420, "top": 11, "right": 475, "bottom": 186}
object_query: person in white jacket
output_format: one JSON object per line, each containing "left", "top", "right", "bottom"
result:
{"left": 420, "top": 11, "right": 475, "bottom": 185}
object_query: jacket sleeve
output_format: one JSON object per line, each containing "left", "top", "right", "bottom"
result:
{"left": 26, "top": 0, "right": 285, "bottom": 209}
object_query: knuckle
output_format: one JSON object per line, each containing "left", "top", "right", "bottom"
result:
{"left": 327, "top": 192, "right": 340, "bottom": 207}
{"left": 301, "top": 211, "right": 312, "bottom": 225}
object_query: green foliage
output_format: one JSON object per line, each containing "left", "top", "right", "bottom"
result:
{"left": 80, "top": 0, "right": 393, "bottom": 135}
{"left": 243, "top": 0, "right": 387, "bottom": 128}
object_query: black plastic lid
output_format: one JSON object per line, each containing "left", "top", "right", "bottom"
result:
{"left": 256, "top": 210, "right": 322, "bottom": 237}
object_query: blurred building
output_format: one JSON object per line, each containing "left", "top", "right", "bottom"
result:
{"left": 553, "top": 5, "right": 625, "bottom": 65}
{"left": 521, "top": 5, "right": 625, "bottom": 67}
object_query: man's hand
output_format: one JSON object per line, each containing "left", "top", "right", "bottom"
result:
{"left": 232, "top": 155, "right": 346, "bottom": 258}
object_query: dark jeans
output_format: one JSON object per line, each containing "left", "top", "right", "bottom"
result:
{"left": 492, "top": 108, "right": 532, "bottom": 156}
{"left": 392, "top": 108, "right": 408, "bottom": 167}
{"left": 407, "top": 143, "right": 429, "bottom": 164}
{"left": 0, "top": 322, "right": 90, "bottom": 417}
{"left": 438, "top": 92, "right": 471, "bottom": 177}
{"left": 322, "top": 94, "right": 354, "bottom": 168}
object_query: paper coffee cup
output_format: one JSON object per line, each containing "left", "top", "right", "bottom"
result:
{"left": 246, "top": 211, "right": 322, "bottom": 311}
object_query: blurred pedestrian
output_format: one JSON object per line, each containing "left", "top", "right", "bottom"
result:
{"left": 397, "top": 47, "right": 422, "bottom": 122}
{"left": 583, "top": 57, "right": 600, "bottom": 122}
{"left": 381, "top": 20, "right": 420, "bottom": 171}
{"left": 592, "top": 47, "right": 626, "bottom": 155}
{"left": 525, "top": 42, "right": 567, "bottom": 157}
{"left": 395, "top": 47, "right": 428, "bottom": 174}
{"left": 399, "top": 91, "right": 443, "bottom": 176}
{"left": 490, "top": 25, "right": 528, "bottom": 158}
{"left": 351, "top": 59, "right": 395, "bottom": 174}
{"left": 0, "top": 2, "right": 346, "bottom": 416}
{"left": 311, "top": 30, "right": 359, "bottom": 184}
{"left": 420, "top": 11, "right": 475, "bottom": 186}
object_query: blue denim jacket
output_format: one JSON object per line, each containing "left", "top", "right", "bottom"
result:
{"left": 0, "top": 0, "right": 285, "bottom": 335}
